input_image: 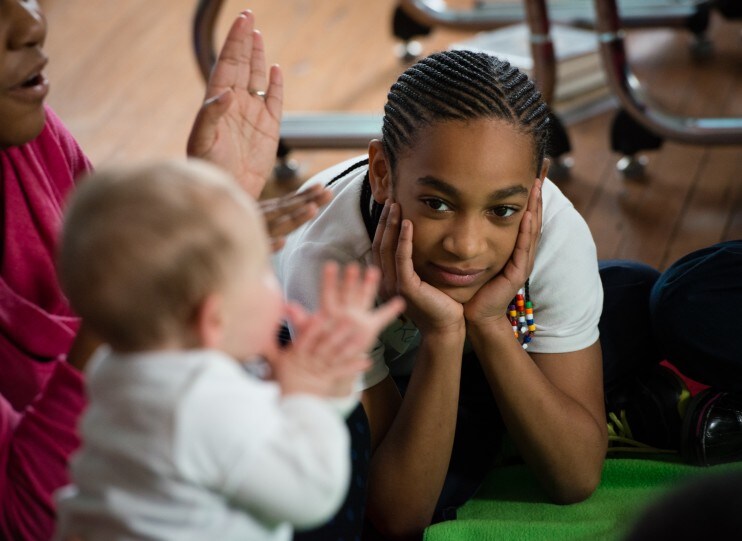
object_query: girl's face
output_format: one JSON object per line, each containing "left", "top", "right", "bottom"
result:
{"left": 0, "top": 0, "right": 48, "bottom": 148}
{"left": 372, "top": 118, "right": 544, "bottom": 304}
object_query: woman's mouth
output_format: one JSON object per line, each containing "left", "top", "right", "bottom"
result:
{"left": 427, "top": 263, "right": 487, "bottom": 287}
{"left": 8, "top": 68, "right": 49, "bottom": 103}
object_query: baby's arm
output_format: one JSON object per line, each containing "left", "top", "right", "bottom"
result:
{"left": 268, "top": 262, "right": 404, "bottom": 400}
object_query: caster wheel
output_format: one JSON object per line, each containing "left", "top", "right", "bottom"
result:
{"left": 273, "top": 158, "right": 300, "bottom": 182}
{"left": 394, "top": 40, "right": 423, "bottom": 63}
{"left": 616, "top": 155, "right": 648, "bottom": 180}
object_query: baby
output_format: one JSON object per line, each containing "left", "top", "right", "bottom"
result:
{"left": 53, "top": 160, "right": 403, "bottom": 541}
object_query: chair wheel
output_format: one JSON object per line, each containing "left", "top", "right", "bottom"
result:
{"left": 273, "top": 158, "right": 300, "bottom": 182}
{"left": 394, "top": 40, "right": 423, "bottom": 63}
{"left": 616, "top": 155, "right": 648, "bottom": 180}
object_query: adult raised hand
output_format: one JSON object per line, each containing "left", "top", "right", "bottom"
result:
{"left": 187, "top": 10, "right": 282, "bottom": 198}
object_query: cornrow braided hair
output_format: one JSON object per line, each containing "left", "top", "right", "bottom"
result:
{"left": 382, "top": 49, "right": 551, "bottom": 174}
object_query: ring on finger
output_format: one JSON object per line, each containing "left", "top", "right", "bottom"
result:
{"left": 248, "top": 89, "right": 266, "bottom": 98}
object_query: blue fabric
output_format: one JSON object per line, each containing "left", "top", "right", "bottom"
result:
{"left": 598, "top": 260, "right": 662, "bottom": 391}
{"left": 650, "top": 240, "right": 742, "bottom": 391}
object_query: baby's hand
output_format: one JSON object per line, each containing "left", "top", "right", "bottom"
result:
{"left": 269, "top": 262, "right": 404, "bottom": 398}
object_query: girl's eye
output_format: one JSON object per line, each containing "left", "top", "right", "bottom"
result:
{"left": 422, "top": 198, "right": 451, "bottom": 212}
{"left": 490, "top": 206, "right": 518, "bottom": 218}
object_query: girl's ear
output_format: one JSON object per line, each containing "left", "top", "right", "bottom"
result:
{"left": 193, "top": 293, "right": 224, "bottom": 349}
{"left": 368, "top": 140, "right": 393, "bottom": 204}
{"left": 539, "top": 158, "right": 551, "bottom": 182}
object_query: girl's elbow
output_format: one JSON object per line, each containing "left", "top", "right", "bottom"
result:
{"left": 367, "top": 503, "right": 432, "bottom": 540}
{"left": 549, "top": 463, "right": 603, "bottom": 504}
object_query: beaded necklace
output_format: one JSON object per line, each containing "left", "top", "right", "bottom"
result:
{"left": 508, "top": 278, "right": 535, "bottom": 349}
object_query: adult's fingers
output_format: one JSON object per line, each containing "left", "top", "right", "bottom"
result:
{"left": 208, "top": 11, "right": 254, "bottom": 95}
{"left": 264, "top": 64, "right": 284, "bottom": 121}
{"left": 186, "top": 89, "right": 233, "bottom": 158}
{"left": 248, "top": 29, "right": 268, "bottom": 93}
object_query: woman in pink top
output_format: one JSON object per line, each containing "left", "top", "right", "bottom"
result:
{"left": 0, "top": 3, "right": 324, "bottom": 539}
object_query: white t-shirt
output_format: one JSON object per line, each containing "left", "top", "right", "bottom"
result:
{"left": 274, "top": 158, "right": 603, "bottom": 390}
{"left": 55, "top": 349, "right": 355, "bottom": 541}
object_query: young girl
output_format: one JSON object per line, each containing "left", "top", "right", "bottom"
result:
{"left": 0, "top": 3, "right": 325, "bottom": 539}
{"left": 275, "top": 50, "right": 610, "bottom": 539}
{"left": 277, "top": 50, "right": 742, "bottom": 540}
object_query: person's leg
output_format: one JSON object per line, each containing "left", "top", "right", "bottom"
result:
{"left": 650, "top": 241, "right": 742, "bottom": 465}
{"left": 599, "top": 260, "right": 690, "bottom": 450}
{"left": 598, "top": 260, "right": 662, "bottom": 391}
{"left": 650, "top": 240, "right": 742, "bottom": 391}
{"left": 293, "top": 403, "right": 370, "bottom": 541}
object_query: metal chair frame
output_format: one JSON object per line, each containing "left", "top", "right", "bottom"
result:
{"left": 193, "top": 0, "right": 742, "bottom": 179}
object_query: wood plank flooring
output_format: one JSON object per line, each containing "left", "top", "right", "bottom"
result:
{"left": 42, "top": 0, "right": 741, "bottom": 270}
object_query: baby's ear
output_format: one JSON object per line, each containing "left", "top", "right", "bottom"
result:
{"left": 194, "top": 293, "right": 224, "bottom": 349}
{"left": 368, "top": 140, "right": 393, "bottom": 204}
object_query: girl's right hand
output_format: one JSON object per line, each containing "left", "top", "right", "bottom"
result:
{"left": 372, "top": 200, "right": 465, "bottom": 336}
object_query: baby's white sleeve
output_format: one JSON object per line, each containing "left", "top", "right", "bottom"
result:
{"left": 176, "top": 380, "right": 352, "bottom": 529}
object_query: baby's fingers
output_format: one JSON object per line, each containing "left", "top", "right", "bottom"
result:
{"left": 370, "top": 296, "right": 406, "bottom": 333}
{"left": 319, "top": 261, "right": 340, "bottom": 314}
{"left": 341, "top": 264, "right": 381, "bottom": 309}
{"left": 338, "top": 262, "right": 362, "bottom": 306}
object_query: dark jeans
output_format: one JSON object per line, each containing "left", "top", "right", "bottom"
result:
{"left": 294, "top": 241, "right": 742, "bottom": 540}
{"left": 650, "top": 240, "right": 742, "bottom": 391}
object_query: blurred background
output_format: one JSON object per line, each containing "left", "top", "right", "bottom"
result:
{"left": 42, "top": 0, "right": 740, "bottom": 269}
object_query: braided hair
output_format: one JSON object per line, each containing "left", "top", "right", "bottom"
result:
{"left": 381, "top": 49, "right": 551, "bottom": 175}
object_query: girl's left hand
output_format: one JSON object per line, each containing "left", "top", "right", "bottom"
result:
{"left": 187, "top": 10, "right": 282, "bottom": 199}
{"left": 464, "top": 179, "right": 542, "bottom": 326}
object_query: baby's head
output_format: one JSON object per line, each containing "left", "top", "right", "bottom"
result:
{"left": 0, "top": 0, "right": 49, "bottom": 148}
{"left": 59, "top": 160, "right": 283, "bottom": 359}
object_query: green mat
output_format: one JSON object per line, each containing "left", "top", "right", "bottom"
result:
{"left": 424, "top": 457, "right": 742, "bottom": 541}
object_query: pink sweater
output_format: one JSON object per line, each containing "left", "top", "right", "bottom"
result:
{"left": 0, "top": 107, "right": 91, "bottom": 540}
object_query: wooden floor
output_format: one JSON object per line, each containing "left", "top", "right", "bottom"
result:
{"left": 43, "top": 0, "right": 741, "bottom": 270}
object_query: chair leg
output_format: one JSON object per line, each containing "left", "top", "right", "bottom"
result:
{"left": 391, "top": 5, "right": 431, "bottom": 62}
{"left": 610, "top": 108, "right": 664, "bottom": 180}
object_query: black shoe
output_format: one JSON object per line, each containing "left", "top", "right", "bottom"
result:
{"left": 606, "top": 364, "right": 690, "bottom": 453}
{"left": 681, "top": 389, "right": 742, "bottom": 466}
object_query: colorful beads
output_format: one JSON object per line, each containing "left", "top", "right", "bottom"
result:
{"left": 507, "top": 280, "right": 535, "bottom": 349}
